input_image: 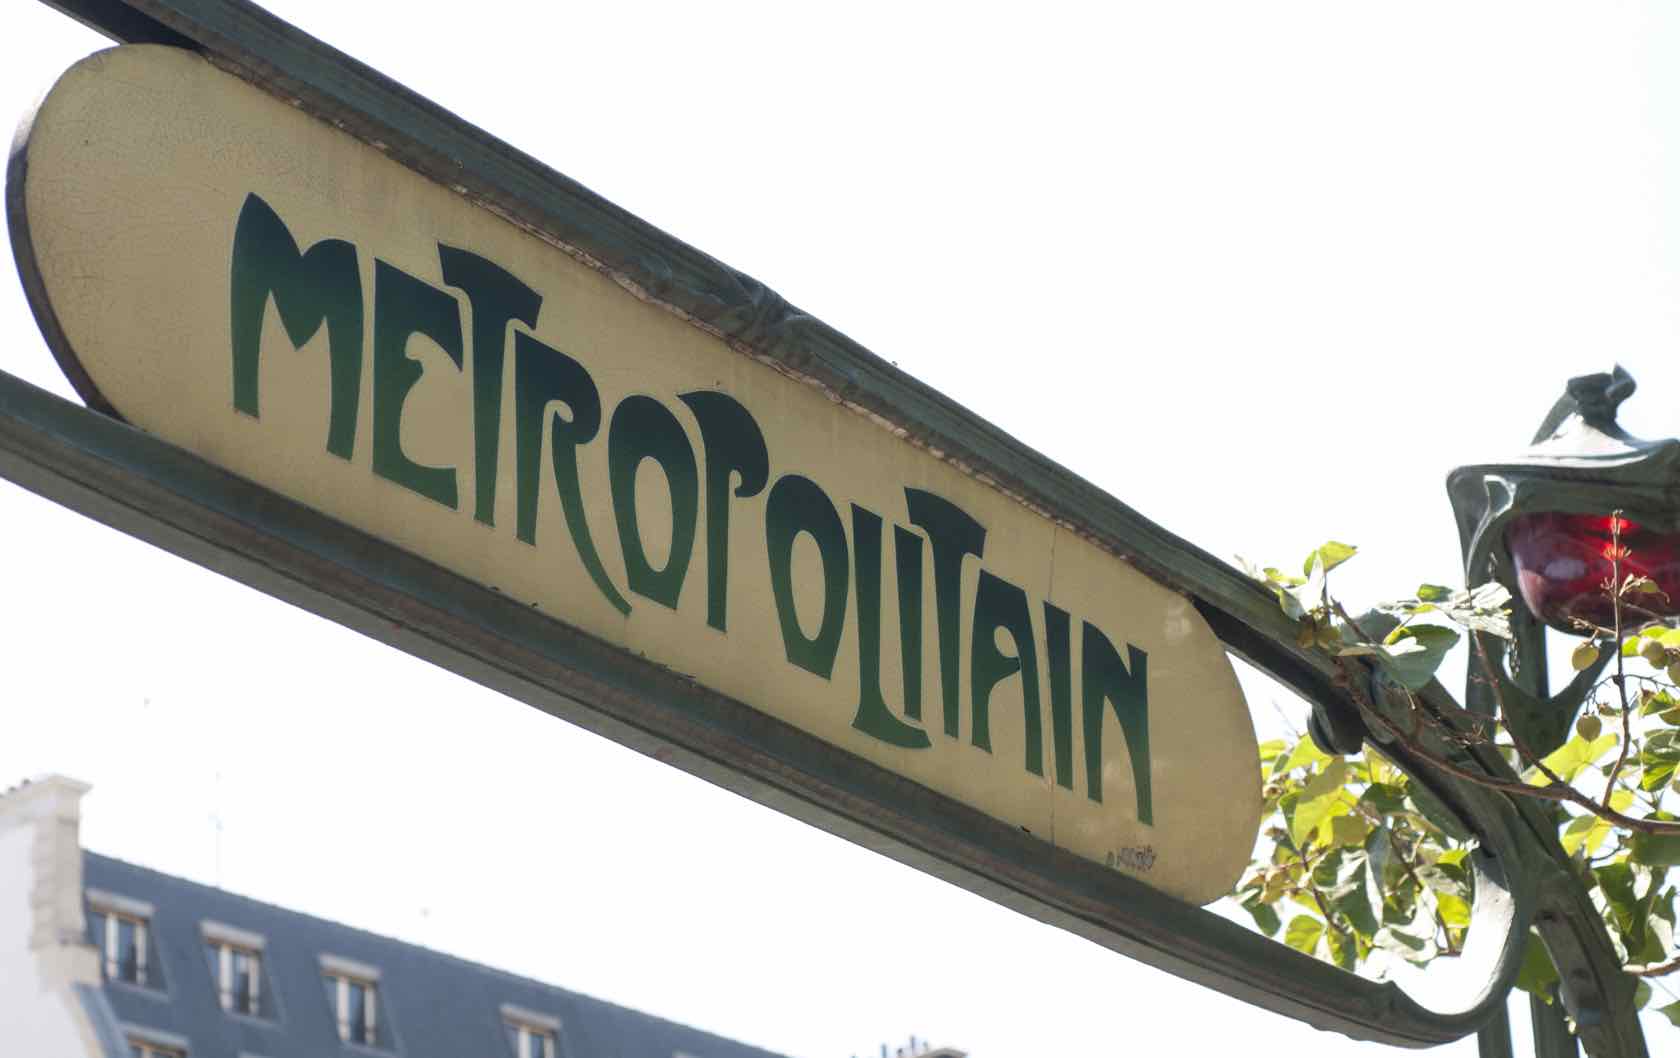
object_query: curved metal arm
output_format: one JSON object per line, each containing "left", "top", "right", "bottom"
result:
{"left": 1477, "top": 617, "right": 1614, "bottom": 756}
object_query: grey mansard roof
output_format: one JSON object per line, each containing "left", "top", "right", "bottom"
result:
{"left": 82, "top": 852, "right": 796, "bottom": 1058}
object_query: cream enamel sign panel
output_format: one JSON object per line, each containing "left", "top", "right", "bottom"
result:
{"left": 11, "top": 45, "right": 1260, "bottom": 904}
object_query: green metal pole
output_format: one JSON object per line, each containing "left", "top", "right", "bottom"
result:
{"left": 1479, "top": 1002, "right": 1515, "bottom": 1058}
{"left": 1532, "top": 987, "right": 1581, "bottom": 1058}
{"left": 1471, "top": 585, "right": 1553, "bottom": 1057}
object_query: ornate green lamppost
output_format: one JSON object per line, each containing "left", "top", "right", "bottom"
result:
{"left": 1448, "top": 367, "right": 1680, "bottom": 1057}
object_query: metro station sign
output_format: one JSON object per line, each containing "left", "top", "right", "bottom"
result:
{"left": 10, "top": 44, "right": 1257, "bottom": 903}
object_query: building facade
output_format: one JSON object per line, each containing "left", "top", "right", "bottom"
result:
{"left": 0, "top": 775, "right": 799, "bottom": 1058}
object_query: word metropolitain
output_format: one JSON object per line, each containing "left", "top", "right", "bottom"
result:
{"left": 229, "top": 191, "right": 1156, "bottom": 827}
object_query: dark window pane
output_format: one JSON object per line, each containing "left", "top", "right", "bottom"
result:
{"left": 89, "top": 910, "right": 107, "bottom": 950}
{"left": 232, "top": 950, "right": 256, "bottom": 1013}
{"left": 322, "top": 975, "right": 340, "bottom": 1035}
{"left": 347, "top": 981, "right": 368, "bottom": 1043}
{"left": 506, "top": 1023, "right": 521, "bottom": 1055}
{"left": 115, "top": 918, "right": 139, "bottom": 983}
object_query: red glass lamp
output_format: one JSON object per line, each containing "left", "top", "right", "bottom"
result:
{"left": 1447, "top": 366, "right": 1680, "bottom": 751}
{"left": 1506, "top": 512, "right": 1680, "bottom": 633}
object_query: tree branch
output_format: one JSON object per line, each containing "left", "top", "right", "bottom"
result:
{"left": 1333, "top": 654, "right": 1680, "bottom": 836}
{"left": 1605, "top": 512, "right": 1636, "bottom": 807}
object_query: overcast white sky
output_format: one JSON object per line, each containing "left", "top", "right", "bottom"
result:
{"left": 7, "top": 2, "right": 1680, "bottom": 1055}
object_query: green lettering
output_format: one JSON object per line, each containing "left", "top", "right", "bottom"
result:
{"left": 894, "top": 526, "right": 924, "bottom": 721}
{"left": 608, "top": 396, "right": 699, "bottom": 610}
{"left": 438, "top": 245, "right": 542, "bottom": 526}
{"left": 1082, "top": 621, "right": 1151, "bottom": 825}
{"left": 1043, "top": 602, "right": 1075, "bottom": 789}
{"left": 904, "top": 489, "right": 986, "bottom": 738}
{"left": 677, "top": 391, "right": 768, "bottom": 631}
{"left": 511, "top": 330, "right": 630, "bottom": 615}
{"left": 372, "top": 260, "right": 464, "bottom": 508}
{"left": 850, "top": 505, "right": 931, "bottom": 748}
{"left": 766, "top": 475, "right": 848, "bottom": 678}
{"left": 229, "top": 192, "right": 362, "bottom": 459}
{"left": 970, "top": 570, "right": 1043, "bottom": 774}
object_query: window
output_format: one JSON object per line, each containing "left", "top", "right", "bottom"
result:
{"left": 504, "top": 1020, "right": 557, "bottom": 1058}
{"left": 321, "top": 954, "right": 382, "bottom": 1047}
{"left": 501, "top": 1005, "right": 559, "bottom": 1058}
{"left": 202, "top": 921, "right": 267, "bottom": 1017}
{"left": 87, "top": 891, "right": 157, "bottom": 988}
{"left": 326, "top": 974, "right": 378, "bottom": 1045}
{"left": 207, "top": 941, "right": 262, "bottom": 1014}
{"left": 124, "top": 1026, "right": 189, "bottom": 1058}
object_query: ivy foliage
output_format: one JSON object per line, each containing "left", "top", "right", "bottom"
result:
{"left": 1233, "top": 541, "right": 1680, "bottom": 1029}
{"left": 1238, "top": 734, "right": 1474, "bottom": 975}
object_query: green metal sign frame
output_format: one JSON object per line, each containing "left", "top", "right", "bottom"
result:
{"left": 5, "top": 1, "right": 1646, "bottom": 1052}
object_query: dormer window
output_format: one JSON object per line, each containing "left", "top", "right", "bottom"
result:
{"left": 501, "top": 1004, "right": 560, "bottom": 1058}
{"left": 124, "top": 1025, "right": 190, "bottom": 1058}
{"left": 321, "top": 954, "right": 383, "bottom": 1047}
{"left": 202, "top": 921, "right": 267, "bottom": 1017}
{"left": 87, "top": 890, "right": 158, "bottom": 989}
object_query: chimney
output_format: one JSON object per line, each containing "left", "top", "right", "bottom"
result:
{"left": 0, "top": 775, "right": 95, "bottom": 962}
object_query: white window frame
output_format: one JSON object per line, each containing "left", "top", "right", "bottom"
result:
{"left": 213, "top": 941, "right": 262, "bottom": 1014}
{"left": 123, "top": 1023, "right": 189, "bottom": 1058}
{"left": 321, "top": 955, "right": 382, "bottom": 1046}
{"left": 203, "top": 921, "right": 266, "bottom": 1016}
{"left": 507, "top": 1022, "right": 556, "bottom": 1058}
{"left": 501, "top": 1004, "right": 560, "bottom": 1058}
{"left": 89, "top": 890, "right": 156, "bottom": 988}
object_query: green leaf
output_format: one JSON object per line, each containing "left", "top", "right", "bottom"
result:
{"left": 1436, "top": 582, "right": 1514, "bottom": 639}
{"left": 1436, "top": 890, "right": 1471, "bottom": 929}
{"left": 1258, "top": 738, "right": 1288, "bottom": 764}
{"left": 1656, "top": 1001, "right": 1680, "bottom": 1027}
{"left": 1416, "top": 584, "right": 1452, "bottom": 602}
{"left": 1284, "top": 914, "right": 1325, "bottom": 956}
{"left": 1329, "top": 813, "right": 1372, "bottom": 849}
{"left": 1595, "top": 862, "right": 1641, "bottom": 940}
{"left": 1303, "top": 541, "right": 1358, "bottom": 577}
{"left": 1630, "top": 830, "right": 1680, "bottom": 867}
{"left": 1291, "top": 759, "right": 1352, "bottom": 849}
{"left": 1640, "top": 761, "right": 1677, "bottom": 792}
{"left": 1279, "top": 736, "right": 1333, "bottom": 774}
{"left": 1514, "top": 933, "right": 1560, "bottom": 996}
{"left": 1364, "top": 624, "right": 1461, "bottom": 691}
{"left": 1641, "top": 692, "right": 1678, "bottom": 719}
{"left": 1360, "top": 783, "right": 1408, "bottom": 818}
{"left": 1372, "top": 926, "right": 1430, "bottom": 963}
{"left": 1331, "top": 862, "right": 1382, "bottom": 937}
{"left": 1364, "top": 751, "right": 1402, "bottom": 787}
{"left": 1241, "top": 894, "right": 1282, "bottom": 936}
{"left": 1560, "top": 813, "right": 1613, "bottom": 858}
{"left": 1437, "top": 847, "right": 1470, "bottom": 868}
{"left": 1325, "top": 925, "right": 1357, "bottom": 970}
{"left": 1531, "top": 733, "right": 1619, "bottom": 785}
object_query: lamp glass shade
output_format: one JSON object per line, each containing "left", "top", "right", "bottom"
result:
{"left": 1505, "top": 513, "right": 1680, "bottom": 633}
